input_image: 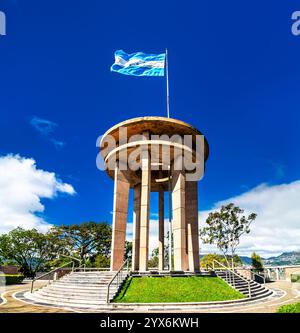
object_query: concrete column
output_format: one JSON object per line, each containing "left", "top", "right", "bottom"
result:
{"left": 132, "top": 184, "right": 141, "bottom": 271}
{"left": 158, "top": 189, "right": 164, "bottom": 271}
{"left": 110, "top": 165, "right": 130, "bottom": 271}
{"left": 139, "top": 133, "right": 151, "bottom": 271}
{"left": 172, "top": 170, "right": 188, "bottom": 271}
{"left": 185, "top": 180, "right": 200, "bottom": 272}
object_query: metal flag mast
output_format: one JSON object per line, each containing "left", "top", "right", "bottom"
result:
{"left": 166, "top": 48, "right": 170, "bottom": 118}
{"left": 165, "top": 48, "right": 172, "bottom": 271}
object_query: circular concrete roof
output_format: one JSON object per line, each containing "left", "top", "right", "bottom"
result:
{"left": 99, "top": 117, "right": 209, "bottom": 190}
{"left": 101, "top": 116, "right": 209, "bottom": 160}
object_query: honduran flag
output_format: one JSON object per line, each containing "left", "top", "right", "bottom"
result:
{"left": 111, "top": 50, "right": 165, "bottom": 77}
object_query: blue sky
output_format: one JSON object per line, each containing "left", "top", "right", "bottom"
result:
{"left": 0, "top": 1, "right": 300, "bottom": 256}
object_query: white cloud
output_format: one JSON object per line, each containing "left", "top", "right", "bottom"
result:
{"left": 30, "top": 116, "right": 65, "bottom": 148}
{"left": 127, "top": 219, "right": 170, "bottom": 257}
{"left": 0, "top": 154, "right": 76, "bottom": 234}
{"left": 126, "top": 180, "right": 300, "bottom": 259}
{"left": 30, "top": 117, "right": 57, "bottom": 135}
{"left": 199, "top": 180, "right": 300, "bottom": 258}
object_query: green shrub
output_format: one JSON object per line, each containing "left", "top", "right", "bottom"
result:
{"left": 0, "top": 274, "right": 24, "bottom": 285}
{"left": 291, "top": 274, "right": 300, "bottom": 283}
{"left": 277, "top": 302, "right": 300, "bottom": 313}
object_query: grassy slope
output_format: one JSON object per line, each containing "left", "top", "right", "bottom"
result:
{"left": 114, "top": 276, "right": 244, "bottom": 303}
{"left": 277, "top": 302, "right": 300, "bottom": 313}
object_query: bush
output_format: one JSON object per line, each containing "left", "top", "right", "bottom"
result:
{"left": 0, "top": 274, "right": 24, "bottom": 285}
{"left": 277, "top": 302, "right": 300, "bottom": 313}
{"left": 291, "top": 274, "right": 300, "bottom": 283}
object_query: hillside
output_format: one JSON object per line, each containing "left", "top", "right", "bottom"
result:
{"left": 263, "top": 252, "right": 300, "bottom": 266}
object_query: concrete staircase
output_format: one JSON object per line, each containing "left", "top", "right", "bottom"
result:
{"left": 215, "top": 270, "right": 273, "bottom": 300}
{"left": 25, "top": 271, "right": 127, "bottom": 309}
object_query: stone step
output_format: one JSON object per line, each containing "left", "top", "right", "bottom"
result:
{"left": 29, "top": 293, "right": 108, "bottom": 306}
{"left": 221, "top": 279, "right": 256, "bottom": 286}
{"left": 61, "top": 279, "right": 114, "bottom": 282}
{"left": 61, "top": 274, "right": 116, "bottom": 278}
{"left": 37, "top": 290, "right": 112, "bottom": 301}
{"left": 45, "top": 286, "right": 118, "bottom": 294}
{"left": 45, "top": 285, "right": 118, "bottom": 293}
{"left": 27, "top": 269, "right": 128, "bottom": 308}
{"left": 47, "top": 284, "right": 116, "bottom": 291}
{"left": 215, "top": 270, "right": 272, "bottom": 299}
{"left": 236, "top": 286, "right": 264, "bottom": 291}
{"left": 66, "top": 274, "right": 115, "bottom": 278}
{"left": 55, "top": 280, "right": 114, "bottom": 285}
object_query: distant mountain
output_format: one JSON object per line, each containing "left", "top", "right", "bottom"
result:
{"left": 239, "top": 256, "right": 253, "bottom": 265}
{"left": 263, "top": 252, "right": 300, "bottom": 266}
{"left": 201, "top": 252, "right": 300, "bottom": 267}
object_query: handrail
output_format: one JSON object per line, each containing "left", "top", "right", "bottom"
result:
{"left": 30, "top": 261, "right": 74, "bottom": 293}
{"left": 212, "top": 259, "right": 252, "bottom": 298}
{"left": 106, "top": 259, "right": 129, "bottom": 303}
{"left": 74, "top": 267, "right": 110, "bottom": 271}
{"left": 251, "top": 271, "right": 266, "bottom": 285}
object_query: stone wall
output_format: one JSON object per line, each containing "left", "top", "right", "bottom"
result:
{"left": 0, "top": 265, "right": 20, "bottom": 275}
{"left": 236, "top": 268, "right": 252, "bottom": 280}
{"left": 285, "top": 267, "right": 300, "bottom": 281}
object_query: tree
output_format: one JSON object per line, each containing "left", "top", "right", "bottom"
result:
{"left": 124, "top": 241, "right": 132, "bottom": 262}
{"left": 0, "top": 227, "right": 62, "bottom": 277}
{"left": 251, "top": 252, "right": 264, "bottom": 271}
{"left": 200, "top": 203, "right": 257, "bottom": 269}
{"left": 51, "top": 222, "right": 112, "bottom": 262}
{"left": 201, "top": 253, "right": 242, "bottom": 269}
{"left": 148, "top": 247, "right": 159, "bottom": 268}
{"left": 91, "top": 254, "right": 110, "bottom": 268}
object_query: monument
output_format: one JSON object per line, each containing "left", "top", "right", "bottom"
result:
{"left": 100, "top": 116, "right": 209, "bottom": 272}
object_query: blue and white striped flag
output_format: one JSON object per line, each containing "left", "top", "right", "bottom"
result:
{"left": 111, "top": 50, "right": 165, "bottom": 77}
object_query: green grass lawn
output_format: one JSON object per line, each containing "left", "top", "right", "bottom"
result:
{"left": 114, "top": 276, "right": 245, "bottom": 303}
{"left": 277, "top": 302, "right": 300, "bottom": 313}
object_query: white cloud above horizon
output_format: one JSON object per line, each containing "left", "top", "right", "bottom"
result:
{"left": 199, "top": 180, "right": 300, "bottom": 258}
{"left": 0, "top": 154, "right": 75, "bottom": 234}
{"left": 30, "top": 116, "right": 65, "bottom": 148}
{"left": 127, "top": 180, "right": 300, "bottom": 259}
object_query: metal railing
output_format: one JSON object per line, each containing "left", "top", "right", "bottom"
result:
{"left": 106, "top": 260, "right": 129, "bottom": 303}
{"left": 30, "top": 256, "right": 82, "bottom": 293}
{"left": 251, "top": 271, "right": 266, "bottom": 285}
{"left": 73, "top": 267, "right": 110, "bottom": 272}
{"left": 209, "top": 259, "right": 252, "bottom": 298}
{"left": 30, "top": 261, "right": 74, "bottom": 293}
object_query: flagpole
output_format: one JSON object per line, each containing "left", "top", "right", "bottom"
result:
{"left": 166, "top": 48, "right": 170, "bottom": 118}
{"left": 165, "top": 49, "right": 172, "bottom": 271}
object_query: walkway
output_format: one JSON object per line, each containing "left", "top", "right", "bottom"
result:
{"left": 0, "top": 281, "right": 299, "bottom": 313}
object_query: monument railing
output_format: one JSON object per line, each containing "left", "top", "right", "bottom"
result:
{"left": 207, "top": 259, "right": 252, "bottom": 298}
{"left": 106, "top": 259, "right": 129, "bottom": 303}
{"left": 251, "top": 271, "right": 266, "bottom": 285}
{"left": 30, "top": 257, "right": 82, "bottom": 293}
{"left": 73, "top": 266, "right": 110, "bottom": 272}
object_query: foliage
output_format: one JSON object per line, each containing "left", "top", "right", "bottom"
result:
{"left": 291, "top": 274, "right": 300, "bottom": 283}
{"left": 201, "top": 253, "right": 242, "bottom": 269}
{"left": 92, "top": 255, "right": 110, "bottom": 268}
{"left": 124, "top": 241, "right": 132, "bottom": 262}
{"left": 164, "top": 231, "right": 174, "bottom": 269}
{"left": 251, "top": 252, "right": 264, "bottom": 271}
{"left": 0, "top": 222, "right": 117, "bottom": 275}
{"left": 114, "top": 276, "right": 244, "bottom": 303}
{"left": 51, "top": 222, "right": 112, "bottom": 262}
{"left": 277, "top": 302, "right": 300, "bottom": 313}
{"left": 0, "top": 274, "right": 24, "bottom": 285}
{"left": 0, "top": 227, "right": 62, "bottom": 278}
{"left": 200, "top": 203, "right": 257, "bottom": 268}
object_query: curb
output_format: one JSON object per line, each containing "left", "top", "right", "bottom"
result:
{"left": 0, "top": 291, "right": 8, "bottom": 306}
{"left": 13, "top": 288, "right": 285, "bottom": 312}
